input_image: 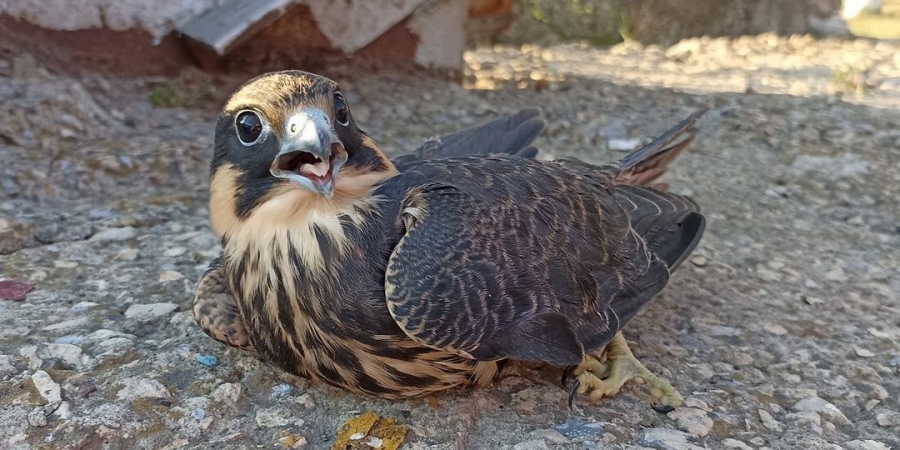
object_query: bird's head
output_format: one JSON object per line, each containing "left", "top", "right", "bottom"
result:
{"left": 208, "top": 71, "right": 397, "bottom": 237}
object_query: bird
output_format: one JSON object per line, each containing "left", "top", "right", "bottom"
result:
{"left": 193, "top": 70, "right": 706, "bottom": 410}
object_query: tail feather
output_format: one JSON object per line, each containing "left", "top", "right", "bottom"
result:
{"left": 615, "top": 108, "right": 707, "bottom": 187}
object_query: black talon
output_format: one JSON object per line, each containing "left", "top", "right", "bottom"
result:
{"left": 567, "top": 378, "right": 580, "bottom": 409}
{"left": 561, "top": 365, "right": 576, "bottom": 387}
{"left": 652, "top": 404, "right": 676, "bottom": 414}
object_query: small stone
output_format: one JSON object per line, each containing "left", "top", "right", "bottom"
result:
{"left": 158, "top": 270, "right": 184, "bottom": 282}
{"left": 45, "top": 343, "right": 87, "bottom": 368}
{"left": 804, "top": 279, "right": 818, "bottom": 289}
{"left": 758, "top": 409, "right": 783, "bottom": 431}
{"left": 28, "top": 408, "right": 47, "bottom": 427}
{"left": 844, "top": 439, "right": 891, "bottom": 450}
{"left": 867, "top": 328, "right": 891, "bottom": 339}
{"left": 195, "top": 355, "right": 219, "bottom": 367}
{"left": 164, "top": 247, "right": 187, "bottom": 257}
{"left": 889, "top": 355, "right": 900, "bottom": 368}
{"left": 763, "top": 322, "right": 788, "bottom": 335}
{"left": 668, "top": 407, "right": 713, "bottom": 437}
{"left": 70, "top": 302, "right": 98, "bottom": 312}
{"left": 513, "top": 440, "right": 551, "bottom": 450}
{"left": 875, "top": 411, "right": 900, "bottom": 427}
{"left": 0, "top": 280, "right": 33, "bottom": 301}
{"left": 271, "top": 383, "right": 293, "bottom": 399}
{"left": 212, "top": 383, "right": 242, "bottom": 404}
{"left": 116, "top": 378, "right": 170, "bottom": 400}
{"left": 531, "top": 428, "right": 570, "bottom": 444}
{"left": 116, "top": 248, "right": 139, "bottom": 261}
{"left": 690, "top": 256, "right": 708, "bottom": 267}
{"left": 31, "top": 370, "right": 62, "bottom": 404}
{"left": 89, "top": 227, "right": 138, "bottom": 242}
{"left": 124, "top": 303, "right": 178, "bottom": 321}
{"left": 855, "top": 347, "right": 875, "bottom": 358}
{"left": 682, "top": 397, "right": 710, "bottom": 412}
{"left": 553, "top": 419, "right": 604, "bottom": 439}
{"left": 844, "top": 440, "right": 891, "bottom": 450}
{"left": 722, "top": 439, "right": 752, "bottom": 450}
{"left": 191, "top": 408, "right": 206, "bottom": 420}
{"left": 294, "top": 393, "right": 316, "bottom": 409}
{"left": 865, "top": 399, "right": 880, "bottom": 411}
{"left": 42, "top": 317, "right": 89, "bottom": 331}
{"left": 792, "top": 396, "right": 850, "bottom": 425}
{"left": 825, "top": 268, "right": 848, "bottom": 282}
{"left": 53, "top": 261, "right": 78, "bottom": 269}
{"left": 803, "top": 296, "right": 824, "bottom": 305}
{"left": 640, "top": 427, "right": 704, "bottom": 450}
{"left": 786, "top": 411, "right": 822, "bottom": 434}
{"left": 608, "top": 138, "right": 643, "bottom": 152}
{"left": 53, "top": 401, "right": 72, "bottom": 420}
{"left": 278, "top": 431, "right": 308, "bottom": 449}
{"left": 364, "top": 437, "right": 384, "bottom": 448}
{"left": 255, "top": 407, "right": 302, "bottom": 428}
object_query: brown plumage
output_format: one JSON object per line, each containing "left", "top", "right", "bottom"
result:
{"left": 193, "top": 71, "right": 706, "bottom": 406}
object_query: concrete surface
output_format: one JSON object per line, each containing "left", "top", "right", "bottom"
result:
{"left": 1, "top": 34, "right": 899, "bottom": 449}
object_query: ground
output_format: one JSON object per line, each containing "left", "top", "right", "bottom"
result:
{"left": 1, "top": 33, "right": 899, "bottom": 450}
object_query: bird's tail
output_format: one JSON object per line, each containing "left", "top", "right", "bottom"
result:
{"left": 615, "top": 108, "right": 707, "bottom": 188}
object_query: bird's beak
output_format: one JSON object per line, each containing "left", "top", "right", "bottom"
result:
{"left": 270, "top": 109, "right": 348, "bottom": 198}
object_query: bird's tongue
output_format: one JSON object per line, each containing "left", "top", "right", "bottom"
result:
{"left": 299, "top": 160, "right": 330, "bottom": 178}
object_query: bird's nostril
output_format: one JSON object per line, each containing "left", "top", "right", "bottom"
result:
{"left": 290, "top": 123, "right": 297, "bottom": 133}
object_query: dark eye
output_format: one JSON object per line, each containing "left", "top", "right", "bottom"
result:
{"left": 235, "top": 111, "right": 263, "bottom": 145}
{"left": 333, "top": 93, "right": 349, "bottom": 126}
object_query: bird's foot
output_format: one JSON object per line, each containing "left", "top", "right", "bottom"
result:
{"left": 565, "top": 332, "right": 683, "bottom": 410}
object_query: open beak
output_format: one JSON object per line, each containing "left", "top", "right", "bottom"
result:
{"left": 270, "top": 109, "right": 348, "bottom": 197}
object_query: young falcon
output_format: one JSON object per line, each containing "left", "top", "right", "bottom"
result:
{"left": 194, "top": 70, "right": 706, "bottom": 409}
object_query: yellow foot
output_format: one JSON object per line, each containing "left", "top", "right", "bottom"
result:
{"left": 565, "top": 332, "right": 683, "bottom": 410}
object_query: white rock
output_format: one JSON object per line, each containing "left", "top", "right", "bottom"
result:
{"left": 164, "top": 247, "right": 187, "bottom": 257}
{"left": 90, "top": 227, "right": 138, "bottom": 242}
{"left": 53, "top": 401, "right": 73, "bottom": 420}
{"left": 42, "top": 317, "right": 89, "bottom": 331}
{"left": 116, "top": 248, "right": 139, "bottom": 261}
{"left": 763, "top": 322, "right": 788, "bottom": 335}
{"left": 31, "top": 370, "right": 62, "bottom": 404}
{"left": 640, "top": 428, "right": 704, "bottom": 450}
{"left": 212, "top": 383, "right": 242, "bottom": 404}
{"left": 116, "top": 378, "right": 170, "bottom": 400}
{"left": 45, "top": 343, "right": 89, "bottom": 368}
{"left": 53, "top": 260, "right": 79, "bottom": 269}
{"left": 668, "top": 407, "right": 714, "bottom": 437}
{"left": 792, "top": 396, "right": 850, "bottom": 425}
{"left": 855, "top": 347, "right": 876, "bottom": 358}
{"left": 19, "top": 346, "right": 42, "bottom": 369}
{"left": 875, "top": 411, "right": 900, "bottom": 427}
{"left": 124, "top": 303, "right": 178, "bottom": 321}
{"left": 255, "top": 407, "right": 302, "bottom": 428}
{"left": 722, "top": 438, "right": 753, "bottom": 450}
{"left": 608, "top": 137, "right": 643, "bottom": 152}
{"left": 71, "top": 301, "right": 99, "bottom": 312}
{"left": 844, "top": 440, "right": 891, "bottom": 450}
{"left": 513, "top": 440, "right": 551, "bottom": 450}
{"left": 158, "top": 270, "right": 184, "bottom": 282}
{"left": 758, "top": 409, "right": 784, "bottom": 431}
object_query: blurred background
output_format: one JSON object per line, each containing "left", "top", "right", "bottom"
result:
{"left": 1, "top": 1, "right": 899, "bottom": 450}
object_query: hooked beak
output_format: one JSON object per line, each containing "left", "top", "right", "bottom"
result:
{"left": 270, "top": 109, "right": 348, "bottom": 197}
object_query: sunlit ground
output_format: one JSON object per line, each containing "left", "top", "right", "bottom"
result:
{"left": 848, "top": 0, "right": 900, "bottom": 39}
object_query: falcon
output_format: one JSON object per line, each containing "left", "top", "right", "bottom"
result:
{"left": 193, "top": 71, "right": 706, "bottom": 409}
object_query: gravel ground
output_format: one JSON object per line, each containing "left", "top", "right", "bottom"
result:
{"left": 1, "top": 34, "right": 899, "bottom": 450}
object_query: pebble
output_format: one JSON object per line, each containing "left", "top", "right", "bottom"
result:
{"left": 158, "top": 270, "right": 184, "bottom": 282}
{"left": 689, "top": 255, "right": 708, "bottom": 267}
{"left": 854, "top": 347, "right": 875, "bottom": 358}
{"left": 792, "top": 396, "right": 850, "bottom": 425}
{"left": 53, "top": 401, "right": 72, "bottom": 420}
{"left": 116, "top": 377, "right": 171, "bottom": 400}
{"left": 513, "top": 440, "right": 552, "bottom": 450}
{"left": 41, "top": 317, "right": 89, "bottom": 331}
{"left": 608, "top": 138, "right": 643, "bottom": 152}
{"left": 762, "top": 322, "right": 788, "bottom": 335}
{"left": 31, "top": 370, "right": 62, "bottom": 404}
{"left": 294, "top": 393, "right": 316, "bottom": 409}
{"left": 255, "top": 407, "right": 302, "bottom": 428}
{"left": 667, "top": 408, "right": 713, "bottom": 437}
{"left": 53, "top": 260, "right": 79, "bottom": 269}
{"left": 271, "top": 383, "right": 293, "bottom": 399}
{"left": 164, "top": 247, "right": 187, "bottom": 257}
{"left": 722, "top": 439, "right": 753, "bottom": 450}
{"left": 844, "top": 440, "right": 892, "bottom": 450}
{"left": 28, "top": 407, "right": 48, "bottom": 427}
{"left": 195, "top": 355, "right": 219, "bottom": 367}
{"left": 70, "top": 301, "right": 98, "bottom": 312}
{"left": 875, "top": 411, "right": 900, "bottom": 427}
{"left": 531, "top": 429, "right": 570, "bottom": 444}
{"left": 116, "top": 248, "right": 139, "bottom": 261}
{"left": 124, "top": 302, "right": 178, "bottom": 321}
{"left": 758, "top": 409, "right": 784, "bottom": 432}
{"left": 553, "top": 419, "right": 604, "bottom": 439}
{"left": 278, "top": 431, "right": 308, "bottom": 449}
{"left": 640, "top": 428, "right": 704, "bottom": 450}
{"left": 191, "top": 408, "right": 206, "bottom": 420}
{"left": 212, "top": 383, "right": 242, "bottom": 404}
{"left": 45, "top": 343, "right": 88, "bottom": 368}
{"left": 0, "top": 280, "right": 33, "bottom": 301}
{"left": 89, "top": 226, "right": 138, "bottom": 242}
{"left": 889, "top": 355, "right": 900, "bottom": 369}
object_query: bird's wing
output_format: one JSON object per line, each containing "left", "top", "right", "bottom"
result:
{"left": 382, "top": 155, "right": 703, "bottom": 367}
{"left": 391, "top": 108, "right": 546, "bottom": 170}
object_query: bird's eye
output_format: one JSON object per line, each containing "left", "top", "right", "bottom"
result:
{"left": 333, "top": 93, "right": 349, "bottom": 126}
{"left": 235, "top": 111, "right": 263, "bottom": 145}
